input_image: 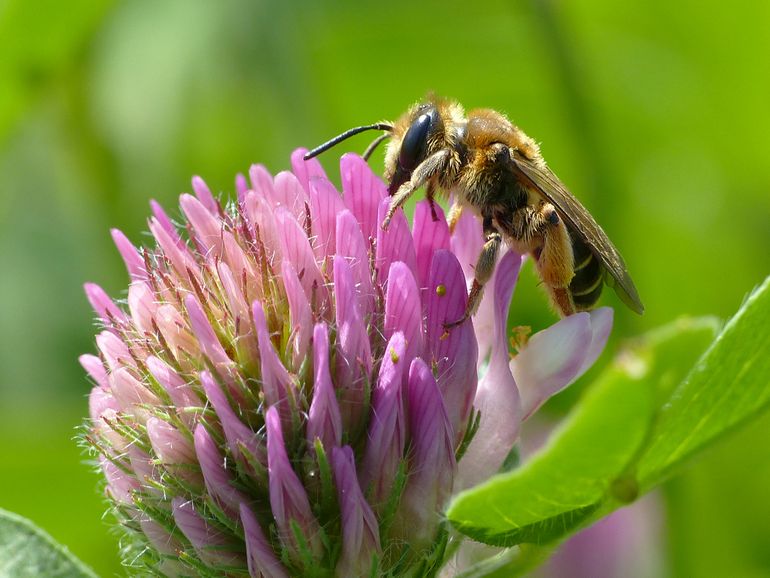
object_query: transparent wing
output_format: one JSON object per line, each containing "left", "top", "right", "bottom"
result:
{"left": 511, "top": 156, "right": 644, "bottom": 314}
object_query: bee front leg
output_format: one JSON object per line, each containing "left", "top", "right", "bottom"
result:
{"left": 445, "top": 216, "right": 501, "bottom": 329}
{"left": 383, "top": 149, "right": 450, "bottom": 229}
{"left": 426, "top": 181, "right": 439, "bottom": 222}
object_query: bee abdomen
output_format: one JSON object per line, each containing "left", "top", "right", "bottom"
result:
{"left": 569, "top": 236, "right": 603, "bottom": 311}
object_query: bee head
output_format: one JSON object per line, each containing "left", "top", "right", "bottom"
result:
{"left": 388, "top": 105, "right": 440, "bottom": 195}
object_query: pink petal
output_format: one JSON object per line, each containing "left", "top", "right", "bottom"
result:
{"left": 331, "top": 446, "right": 381, "bottom": 577}
{"left": 171, "top": 497, "right": 245, "bottom": 567}
{"left": 93, "top": 408, "right": 130, "bottom": 454}
{"left": 473, "top": 250, "right": 524, "bottom": 364}
{"left": 146, "top": 356, "right": 200, "bottom": 425}
{"left": 474, "top": 249, "right": 523, "bottom": 369}
{"left": 249, "top": 164, "right": 275, "bottom": 197}
{"left": 333, "top": 256, "right": 372, "bottom": 432}
{"left": 150, "top": 200, "right": 185, "bottom": 249}
{"left": 340, "top": 153, "right": 386, "bottom": 243}
{"left": 359, "top": 332, "right": 407, "bottom": 507}
{"left": 240, "top": 503, "right": 290, "bottom": 578}
{"left": 127, "top": 445, "right": 155, "bottom": 484}
{"left": 147, "top": 417, "right": 197, "bottom": 464}
{"left": 384, "top": 261, "right": 424, "bottom": 365}
{"left": 412, "top": 199, "right": 450, "bottom": 290}
{"left": 336, "top": 209, "right": 375, "bottom": 319}
{"left": 242, "top": 191, "right": 282, "bottom": 265}
{"left": 111, "top": 229, "right": 146, "bottom": 281}
{"left": 400, "top": 358, "right": 456, "bottom": 544}
{"left": 109, "top": 367, "right": 160, "bottom": 423}
{"left": 180, "top": 193, "right": 223, "bottom": 258}
{"left": 222, "top": 231, "right": 258, "bottom": 293}
{"left": 194, "top": 423, "right": 250, "bottom": 518}
{"left": 280, "top": 260, "right": 313, "bottom": 371}
{"left": 140, "top": 518, "right": 183, "bottom": 557}
{"left": 217, "top": 262, "right": 258, "bottom": 365}
{"left": 101, "top": 456, "right": 139, "bottom": 504}
{"left": 425, "top": 250, "right": 478, "bottom": 442}
{"left": 147, "top": 417, "right": 203, "bottom": 488}
{"left": 458, "top": 253, "right": 524, "bottom": 490}
{"left": 271, "top": 171, "right": 310, "bottom": 225}
{"left": 235, "top": 173, "right": 249, "bottom": 204}
{"left": 79, "top": 353, "right": 109, "bottom": 389}
{"left": 153, "top": 304, "right": 201, "bottom": 367}
{"left": 275, "top": 207, "right": 325, "bottom": 305}
{"left": 127, "top": 281, "right": 158, "bottom": 334}
{"left": 308, "top": 177, "right": 345, "bottom": 260}
{"left": 449, "top": 208, "right": 484, "bottom": 283}
{"left": 291, "top": 147, "right": 329, "bottom": 194}
{"left": 184, "top": 294, "right": 236, "bottom": 383}
{"left": 88, "top": 384, "right": 118, "bottom": 421}
{"left": 217, "top": 261, "right": 250, "bottom": 325}
{"left": 306, "top": 324, "right": 343, "bottom": 451}
{"left": 266, "top": 406, "right": 322, "bottom": 556}
{"left": 580, "top": 307, "right": 614, "bottom": 374}
{"left": 511, "top": 312, "right": 592, "bottom": 419}
{"left": 84, "top": 282, "right": 128, "bottom": 328}
{"left": 191, "top": 175, "right": 220, "bottom": 216}
{"left": 447, "top": 208, "right": 521, "bottom": 364}
{"left": 95, "top": 330, "right": 134, "bottom": 372}
{"left": 149, "top": 215, "right": 201, "bottom": 282}
{"left": 201, "top": 371, "right": 265, "bottom": 469}
{"left": 375, "top": 196, "right": 418, "bottom": 287}
{"left": 253, "top": 301, "right": 295, "bottom": 426}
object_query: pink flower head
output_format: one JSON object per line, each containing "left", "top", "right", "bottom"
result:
{"left": 83, "top": 149, "right": 612, "bottom": 575}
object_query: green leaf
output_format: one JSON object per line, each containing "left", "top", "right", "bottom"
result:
{"left": 447, "top": 275, "right": 770, "bottom": 568}
{"left": 447, "top": 317, "right": 717, "bottom": 547}
{"left": 638, "top": 277, "right": 770, "bottom": 488}
{"left": 0, "top": 509, "right": 97, "bottom": 578}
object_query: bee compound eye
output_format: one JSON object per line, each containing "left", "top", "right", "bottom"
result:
{"left": 547, "top": 210, "right": 560, "bottom": 225}
{"left": 398, "top": 112, "right": 433, "bottom": 172}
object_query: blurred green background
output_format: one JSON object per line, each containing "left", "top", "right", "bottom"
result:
{"left": 1, "top": 0, "right": 769, "bottom": 576}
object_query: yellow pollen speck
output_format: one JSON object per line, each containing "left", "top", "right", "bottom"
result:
{"left": 440, "top": 330, "right": 450, "bottom": 341}
{"left": 390, "top": 348, "right": 400, "bottom": 363}
{"left": 436, "top": 284, "right": 447, "bottom": 297}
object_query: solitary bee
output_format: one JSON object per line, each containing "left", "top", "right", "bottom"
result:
{"left": 305, "top": 95, "right": 643, "bottom": 325}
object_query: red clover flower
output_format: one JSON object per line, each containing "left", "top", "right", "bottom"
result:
{"left": 82, "top": 149, "right": 612, "bottom": 576}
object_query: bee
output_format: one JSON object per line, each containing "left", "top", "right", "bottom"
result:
{"left": 305, "top": 95, "right": 643, "bottom": 325}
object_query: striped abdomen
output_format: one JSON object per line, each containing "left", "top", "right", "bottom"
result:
{"left": 569, "top": 234, "right": 604, "bottom": 311}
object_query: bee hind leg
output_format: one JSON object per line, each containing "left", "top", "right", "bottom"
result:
{"left": 445, "top": 215, "right": 501, "bottom": 329}
{"left": 531, "top": 203, "right": 576, "bottom": 316}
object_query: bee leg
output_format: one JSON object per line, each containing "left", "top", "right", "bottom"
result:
{"left": 445, "top": 216, "right": 501, "bottom": 329}
{"left": 383, "top": 149, "right": 450, "bottom": 229}
{"left": 532, "top": 203, "right": 576, "bottom": 316}
{"left": 447, "top": 202, "right": 464, "bottom": 234}
{"left": 426, "top": 181, "right": 439, "bottom": 222}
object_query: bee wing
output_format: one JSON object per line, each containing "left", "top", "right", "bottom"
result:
{"left": 510, "top": 156, "right": 644, "bottom": 314}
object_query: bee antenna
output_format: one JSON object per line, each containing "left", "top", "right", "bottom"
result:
{"left": 362, "top": 133, "right": 390, "bottom": 161}
{"left": 304, "top": 123, "right": 393, "bottom": 160}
